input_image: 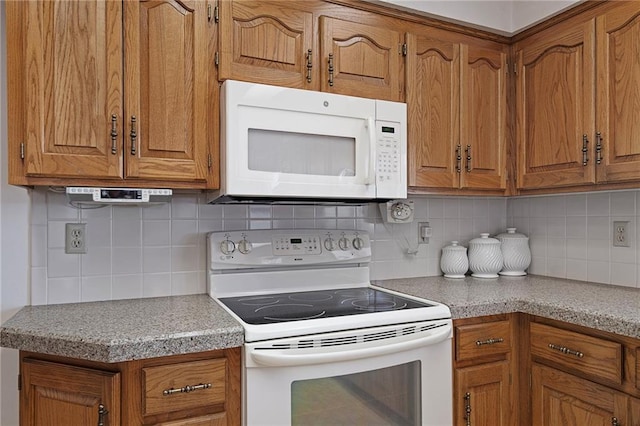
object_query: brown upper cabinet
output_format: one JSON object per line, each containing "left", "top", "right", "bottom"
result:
{"left": 595, "top": 3, "right": 640, "bottom": 184}
{"left": 217, "top": 0, "right": 404, "bottom": 102}
{"left": 218, "top": 0, "right": 314, "bottom": 89}
{"left": 515, "top": 2, "right": 640, "bottom": 191}
{"left": 7, "top": 0, "right": 216, "bottom": 188}
{"left": 319, "top": 16, "right": 403, "bottom": 102}
{"left": 406, "top": 33, "right": 508, "bottom": 192}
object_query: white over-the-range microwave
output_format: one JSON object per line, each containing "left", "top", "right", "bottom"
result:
{"left": 208, "top": 80, "right": 407, "bottom": 203}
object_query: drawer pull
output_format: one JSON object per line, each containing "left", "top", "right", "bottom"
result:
{"left": 476, "top": 337, "right": 504, "bottom": 346}
{"left": 548, "top": 343, "right": 584, "bottom": 358}
{"left": 163, "top": 382, "right": 212, "bottom": 396}
{"left": 611, "top": 417, "right": 619, "bottom": 426}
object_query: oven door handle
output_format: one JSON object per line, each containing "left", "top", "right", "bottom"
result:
{"left": 250, "top": 325, "right": 451, "bottom": 367}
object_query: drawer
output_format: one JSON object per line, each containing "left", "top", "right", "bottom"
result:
{"left": 530, "top": 322, "right": 622, "bottom": 385}
{"left": 143, "top": 358, "right": 227, "bottom": 416}
{"left": 455, "top": 320, "right": 511, "bottom": 361}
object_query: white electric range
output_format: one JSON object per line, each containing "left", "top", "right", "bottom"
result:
{"left": 208, "top": 229, "right": 453, "bottom": 426}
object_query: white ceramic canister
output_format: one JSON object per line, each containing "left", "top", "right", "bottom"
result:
{"left": 440, "top": 241, "right": 469, "bottom": 278}
{"left": 496, "top": 228, "right": 531, "bottom": 276}
{"left": 468, "top": 233, "right": 503, "bottom": 278}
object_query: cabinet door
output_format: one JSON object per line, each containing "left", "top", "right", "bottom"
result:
{"left": 124, "top": 0, "right": 212, "bottom": 183}
{"left": 10, "top": 0, "right": 123, "bottom": 179}
{"left": 405, "top": 34, "right": 460, "bottom": 189}
{"left": 455, "top": 361, "right": 512, "bottom": 425}
{"left": 218, "top": 0, "right": 315, "bottom": 88}
{"left": 595, "top": 3, "right": 640, "bottom": 183}
{"left": 460, "top": 44, "right": 508, "bottom": 190}
{"left": 515, "top": 20, "right": 596, "bottom": 189}
{"left": 531, "top": 363, "right": 628, "bottom": 425}
{"left": 320, "top": 16, "right": 403, "bottom": 102}
{"left": 21, "top": 358, "right": 120, "bottom": 426}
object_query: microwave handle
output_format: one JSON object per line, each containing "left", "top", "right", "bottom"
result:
{"left": 364, "top": 117, "right": 376, "bottom": 185}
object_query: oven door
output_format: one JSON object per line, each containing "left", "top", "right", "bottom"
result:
{"left": 243, "top": 319, "right": 453, "bottom": 426}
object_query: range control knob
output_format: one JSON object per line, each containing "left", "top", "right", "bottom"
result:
{"left": 238, "top": 239, "right": 253, "bottom": 254}
{"left": 324, "top": 237, "right": 337, "bottom": 251}
{"left": 219, "top": 239, "right": 236, "bottom": 255}
{"left": 338, "top": 236, "right": 351, "bottom": 251}
{"left": 352, "top": 236, "right": 365, "bottom": 250}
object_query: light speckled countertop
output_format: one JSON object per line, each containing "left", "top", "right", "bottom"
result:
{"left": 0, "top": 295, "right": 244, "bottom": 363}
{"left": 3, "top": 275, "right": 640, "bottom": 363}
{"left": 374, "top": 275, "right": 640, "bottom": 339}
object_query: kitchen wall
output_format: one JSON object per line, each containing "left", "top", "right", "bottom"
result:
{"left": 30, "top": 189, "right": 507, "bottom": 304}
{"left": 508, "top": 190, "right": 640, "bottom": 288}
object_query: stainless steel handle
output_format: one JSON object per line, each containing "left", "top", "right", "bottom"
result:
{"left": 456, "top": 144, "right": 462, "bottom": 173}
{"left": 97, "top": 404, "right": 108, "bottom": 426}
{"left": 611, "top": 417, "right": 619, "bottom": 426}
{"left": 163, "top": 382, "right": 212, "bottom": 396}
{"left": 476, "top": 337, "right": 504, "bottom": 346}
{"left": 596, "top": 132, "right": 603, "bottom": 165}
{"left": 548, "top": 343, "right": 584, "bottom": 358}
{"left": 582, "top": 134, "right": 589, "bottom": 166}
{"left": 464, "top": 392, "right": 471, "bottom": 426}
{"left": 130, "top": 116, "right": 137, "bottom": 155}
{"left": 465, "top": 145, "right": 472, "bottom": 172}
{"left": 328, "top": 53, "right": 334, "bottom": 87}
{"left": 110, "top": 114, "right": 118, "bottom": 155}
{"left": 306, "top": 49, "right": 312, "bottom": 83}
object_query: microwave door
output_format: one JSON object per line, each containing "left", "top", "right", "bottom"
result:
{"left": 227, "top": 105, "right": 376, "bottom": 199}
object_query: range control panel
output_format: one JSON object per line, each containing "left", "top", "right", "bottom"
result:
{"left": 209, "top": 229, "right": 371, "bottom": 270}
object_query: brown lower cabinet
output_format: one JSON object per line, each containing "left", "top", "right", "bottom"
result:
{"left": 19, "top": 348, "right": 241, "bottom": 426}
{"left": 453, "top": 314, "right": 518, "bottom": 425}
{"left": 454, "top": 314, "right": 640, "bottom": 425}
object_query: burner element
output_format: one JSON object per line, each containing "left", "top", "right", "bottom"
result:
{"left": 289, "top": 292, "right": 333, "bottom": 302}
{"left": 256, "top": 304, "right": 327, "bottom": 322}
{"left": 237, "top": 296, "right": 281, "bottom": 306}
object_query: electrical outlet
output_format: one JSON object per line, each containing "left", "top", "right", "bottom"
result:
{"left": 613, "top": 221, "right": 629, "bottom": 247}
{"left": 418, "top": 222, "right": 432, "bottom": 244}
{"left": 65, "top": 223, "right": 87, "bottom": 254}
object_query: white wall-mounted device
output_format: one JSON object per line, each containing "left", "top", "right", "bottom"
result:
{"left": 66, "top": 187, "right": 172, "bottom": 204}
{"left": 380, "top": 199, "right": 414, "bottom": 223}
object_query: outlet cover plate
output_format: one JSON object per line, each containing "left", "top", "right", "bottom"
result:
{"left": 65, "top": 223, "right": 87, "bottom": 254}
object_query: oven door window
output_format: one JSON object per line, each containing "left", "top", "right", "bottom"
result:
{"left": 291, "top": 361, "right": 421, "bottom": 426}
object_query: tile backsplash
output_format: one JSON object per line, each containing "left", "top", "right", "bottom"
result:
{"left": 31, "top": 188, "right": 640, "bottom": 305}
{"left": 30, "top": 188, "right": 507, "bottom": 305}
{"left": 508, "top": 190, "right": 640, "bottom": 288}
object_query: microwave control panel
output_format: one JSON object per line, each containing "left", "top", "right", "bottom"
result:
{"left": 375, "top": 119, "right": 406, "bottom": 198}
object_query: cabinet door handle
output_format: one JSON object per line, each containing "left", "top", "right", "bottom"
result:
{"left": 163, "top": 382, "right": 212, "bottom": 396}
{"left": 548, "top": 343, "right": 584, "bottom": 358}
{"left": 110, "top": 114, "right": 118, "bottom": 155}
{"left": 130, "top": 116, "right": 137, "bottom": 155}
{"left": 464, "top": 392, "right": 471, "bottom": 426}
{"left": 306, "top": 49, "right": 313, "bottom": 83}
{"left": 465, "top": 145, "right": 472, "bottom": 172}
{"left": 456, "top": 144, "right": 462, "bottom": 173}
{"left": 595, "top": 132, "right": 603, "bottom": 165}
{"left": 328, "top": 53, "right": 334, "bottom": 87}
{"left": 611, "top": 417, "right": 619, "bottom": 426}
{"left": 582, "top": 134, "right": 589, "bottom": 166}
{"left": 97, "top": 404, "right": 108, "bottom": 426}
{"left": 476, "top": 337, "right": 504, "bottom": 346}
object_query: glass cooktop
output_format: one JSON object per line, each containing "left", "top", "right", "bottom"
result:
{"left": 219, "top": 287, "right": 434, "bottom": 325}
